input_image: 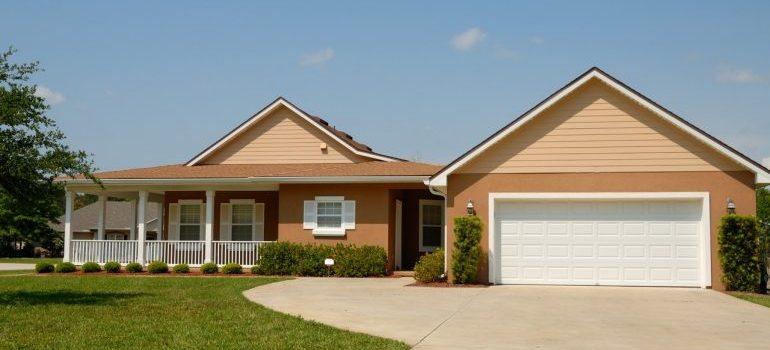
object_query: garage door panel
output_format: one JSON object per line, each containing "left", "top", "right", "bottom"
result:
{"left": 496, "top": 199, "right": 703, "bottom": 287}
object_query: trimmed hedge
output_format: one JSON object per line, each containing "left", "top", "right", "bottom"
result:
{"left": 81, "top": 262, "right": 101, "bottom": 273}
{"left": 172, "top": 264, "right": 190, "bottom": 274}
{"left": 222, "top": 263, "right": 243, "bottom": 274}
{"left": 103, "top": 261, "right": 121, "bottom": 273}
{"left": 55, "top": 262, "right": 76, "bottom": 273}
{"left": 147, "top": 261, "right": 169, "bottom": 274}
{"left": 125, "top": 262, "right": 143, "bottom": 273}
{"left": 414, "top": 249, "right": 445, "bottom": 283}
{"left": 451, "top": 215, "right": 482, "bottom": 284}
{"left": 254, "top": 242, "right": 386, "bottom": 277}
{"left": 35, "top": 262, "right": 54, "bottom": 273}
{"left": 200, "top": 262, "right": 218, "bottom": 274}
{"left": 719, "top": 214, "right": 762, "bottom": 292}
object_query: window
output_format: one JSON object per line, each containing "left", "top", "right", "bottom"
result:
{"left": 317, "top": 201, "right": 343, "bottom": 229}
{"left": 179, "top": 204, "right": 201, "bottom": 240}
{"left": 419, "top": 200, "right": 443, "bottom": 252}
{"left": 231, "top": 203, "right": 254, "bottom": 241}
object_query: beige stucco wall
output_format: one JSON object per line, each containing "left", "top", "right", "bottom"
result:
{"left": 202, "top": 105, "right": 368, "bottom": 164}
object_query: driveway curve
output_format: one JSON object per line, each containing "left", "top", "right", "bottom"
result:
{"left": 244, "top": 277, "right": 770, "bottom": 349}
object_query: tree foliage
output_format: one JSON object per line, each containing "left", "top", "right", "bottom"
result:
{"left": 0, "top": 47, "right": 96, "bottom": 256}
{"left": 718, "top": 214, "right": 762, "bottom": 292}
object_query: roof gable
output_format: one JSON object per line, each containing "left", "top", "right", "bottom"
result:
{"left": 186, "top": 98, "right": 401, "bottom": 166}
{"left": 429, "top": 67, "right": 770, "bottom": 185}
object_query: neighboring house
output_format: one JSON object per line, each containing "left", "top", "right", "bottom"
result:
{"left": 51, "top": 201, "right": 160, "bottom": 240}
{"left": 60, "top": 67, "right": 770, "bottom": 290}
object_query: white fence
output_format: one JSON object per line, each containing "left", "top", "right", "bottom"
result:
{"left": 145, "top": 241, "right": 206, "bottom": 266}
{"left": 212, "top": 241, "right": 273, "bottom": 267}
{"left": 70, "top": 240, "right": 138, "bottom": 264}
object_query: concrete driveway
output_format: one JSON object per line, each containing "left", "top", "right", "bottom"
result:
{"left": 0, "top": 263, "right": 34, "bottom": 271}
{"left": 244, "top": 277, "right": 770, "bottom": 349}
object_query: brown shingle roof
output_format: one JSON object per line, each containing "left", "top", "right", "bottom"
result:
{"left": 75, "top": 162, "right": 441, "bottom": 180}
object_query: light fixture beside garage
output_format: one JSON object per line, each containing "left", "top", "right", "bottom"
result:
{"left": 727, "top": 198, "right": 736, "bottom": 214}
{"left": 466, "top": 200, "right": 475, "bottom": 215}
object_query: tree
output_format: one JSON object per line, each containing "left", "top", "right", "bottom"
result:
{"left": 757, "top": 186, "right": 770, "bottom": 293}
{"left": 451, "top": 215, "right": 482, "bottom": 284}
{"left": 0, "top": 47, "right": 96, "bottom": 256}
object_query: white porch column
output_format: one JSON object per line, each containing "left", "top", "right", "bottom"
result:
{"left": 137, "top": 191, "right": 148, "bottom": 264}
{"left": 97, "top": 194, "right": 106, "bottom": 240}
{"left": 205, "top": 190, "right": 214, "bottom": 263}
{"left": 129, "top": 200, "right": 136, "bottom": 240}
{"left": 63, "top": 191, "right": 74, "bottom": 262}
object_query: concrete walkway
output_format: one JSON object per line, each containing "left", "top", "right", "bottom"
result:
{"left": 244, "top": 277, "right": 770, "bottom": 349}
{"left": 0, "top": 263, "right": 34, "bottom": 271}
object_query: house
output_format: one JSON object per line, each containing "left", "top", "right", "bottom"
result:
{"left": 60, "top": 67, "right": 770, "bottom": 290}
{"left": 51, "top": 201, "right": 160, "bottom": 240}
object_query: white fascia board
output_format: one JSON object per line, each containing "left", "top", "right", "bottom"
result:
{"left": 429, "top": 69, "right": 770, "bottom": 186}
{"left": 186, "top": 98, "right": 399, "bottom": 166}
{"left": 60, "top": 175, "right": 429, "bottom": 186}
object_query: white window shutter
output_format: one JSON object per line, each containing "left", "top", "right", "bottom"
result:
{"left": 168, "top": 203, "right": 180, "bottom": 241}
{"left": 343, "top": 200, "right": 356, "bottom": 230}
{"left": 303, "top": 200, "right": 317, "bottom": 229}
{"left": 254, "top": 203, "right": 265, "bottom": 241}
{"left": 220, "top": 203, "right": 231, "bottom": 241}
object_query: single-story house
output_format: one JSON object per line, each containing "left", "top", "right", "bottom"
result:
{"left": 60, "top": 67, "right": 770, "bottom": 290}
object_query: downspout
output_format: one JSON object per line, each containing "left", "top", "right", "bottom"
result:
{"left": 425, "top": 180, "right": 449, "bottom": 277}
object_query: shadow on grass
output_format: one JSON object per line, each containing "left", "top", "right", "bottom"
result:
{"left": 0, "top": 290, "right": 146, "bottom": 306}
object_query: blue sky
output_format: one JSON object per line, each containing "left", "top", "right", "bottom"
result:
{"left": 2, "top": 1, "right": 769, "bottom": 171}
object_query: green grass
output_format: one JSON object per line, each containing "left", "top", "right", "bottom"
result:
{"left": 0, "top": 257, "right": 62, "bottom": 264}
{"left": 0, "top": 270, "right": 33, "bottom": 276}
{"left": 731, "top": 292, "right": 770, "bottom": 308}
{"left": 0, "top": 275, "right": 408, "bottom": 350}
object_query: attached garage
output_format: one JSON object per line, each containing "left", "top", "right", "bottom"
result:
{"left": 489, "top": 193, "right": 710, "bottom": 287}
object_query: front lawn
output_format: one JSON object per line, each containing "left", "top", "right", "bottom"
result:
{"left": 731, "top": 292, "right": 770, "bottom": 308}
{"left": 0, "top": 257, "right": 62, "bottom": 264}
{"left": 0, "top": 275, "right": 408, "bottom": 350}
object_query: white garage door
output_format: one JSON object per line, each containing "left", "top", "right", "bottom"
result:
{"left": 495, "top": 199, "right": 705, "bottom": 287}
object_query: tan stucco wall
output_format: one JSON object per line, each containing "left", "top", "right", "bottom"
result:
{"left": 445, "top": 171, "right": 757, "bottom": 291}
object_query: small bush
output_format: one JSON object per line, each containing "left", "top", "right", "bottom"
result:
{"left": 255, "top": 242, "right": 386, "bottom": 277}
{"left": 222, "top": 263, "right": 243, "bottom": 274}
{"left": 172, "top": 264, "right": 190, "bottom": 274}
{"left": 103, "top": 261, "right": 121, "bottom": 273}
{"left": 55, "top": 262, "right": 76, "bottom": 273}
{"left": 719, "top": 214, "right": 762, "bottom": 292}
{"left": 414, "top": 249, "right": 445, "bottom": 283}
{"left": 125, "top": 262, "right": 143, "bottom": 273}
{"left": 147, "top": 261, "right": 169, "bottom": 274}
{"left": 452, "top": 215, "right": 483, "bottom": 284}
{"left": 81, "top": 262, "right": 101, "bottom": 273}
{"left": 297, "top": 244, "right": 335, "bottom": 277}
{"left": 333, "top": 244, "right": 388, "bottom": 277}
{"left": 250, "top": 265, "right": 260, "bottom": 274}
{"left": 254, "top": 242, "right": 301, "bottom": 275}
{"left": 35, "top": 262, "right": 54, "bottom": 273}
{"left": 200, "top": 262, "right": 218, "bottom": 274}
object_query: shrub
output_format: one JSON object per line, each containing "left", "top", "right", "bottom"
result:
{"left": 34, "top": 262, "right": 54, "bottom": 273}
{"left": 103, "top": 261, "right": 121, "bottom": 273}
{"left": 125, "top": 262, "right": 143, "bottom": 273}
{"left": 81, "top": 262, "right": 101, "bottom": 273}
{"left": 414, "top": 249, "right": 445, "bottom": 283}
{"left": 451, "top": 215, "right": 482, "bottom": 284}
{"left": 250, "top": 265, "right": 260, "bottom": 274}
{"left": 719, "top": 214, "right": 762, "bottom": 292}
{"left": 333, "top": 244, "right": 388, "bottom": 277}
{"left": 172, "top": 264, "right": 190, "bottom": 274}
{"left": 55, "top": 262, "right": 76, "bottom": 273}
{"left": 147, "top": 261, "right": 169, "bottom": 274}
{"left": 222, "top": 263, "right": 243, "bottom": 274}
{"left": 200, "top": 262, "right": 218, "bottom": 274}
{"left": 297, "top": 244, "right": 335, "bottom": 277}
{"left": 254, "top": 242, "right": 302, "bottom": 275}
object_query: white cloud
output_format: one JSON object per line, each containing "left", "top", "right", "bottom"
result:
{"left": 530, "top": 36, "right": 545, "bottom": 45}
{"left": 716, "top": 67, "right": 765, "bottom": 84}
{"left": 493, "top": 46, "right": 518, "bottom": 60}
{"left": 299, "top": 47, "right": 334, "bottom": 67}
{"left": 762, "top": 157, "right": 770, "bottom": 169}
{"left": 34, "top": 85, "right": 65, "bottom": 105}
{"left": 451, "top": 27, "right": 486, "bottom": 51}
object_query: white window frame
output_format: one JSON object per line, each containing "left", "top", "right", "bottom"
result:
{"left": 229, "top": 199, "right": 258, "bottom": 241}
{"left": 178, "top": 199, "right": 203, "bottom": 241}
{"left": 313, "top": 196, "right": 345, "bottom": 236}
{"left": 419, "top": 199, "right": 444, "bottom": 252}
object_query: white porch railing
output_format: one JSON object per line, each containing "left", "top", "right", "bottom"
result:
{"left": 70, "top": 240, "right": 138, "bottom": 264}
{"left": 145, "top": 241, "right": 206, "bottom": 266}
{"left": 212, "top": 241, "right": 273, "bottom": 267}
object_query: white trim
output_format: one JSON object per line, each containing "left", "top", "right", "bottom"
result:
{"left": 487, "top": 192, "right": 711, "bottom": 288}
{"left": 60, "top": 175, "right": 428, "bottom": 186}
{"left": 312, "top": 196, "right": 346, "bottom": 236}
{"left": 179, "top": 199, "right": 203, "bottom": 204}
{"left": 315, "top": 196, "right": 344, "bottom": 201}
{"left": 185, "top": 98, "right": 400, "bottom": 166}
{"left": 429, "top": 68, "right": 770, "bottom": 186}
{"left": 418, "top": 199, "right": 444, "bottom": 252}
{"left": 230, "top": 198, "right": 255, "bottom": 204}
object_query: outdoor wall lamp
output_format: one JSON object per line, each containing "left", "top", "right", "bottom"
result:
{"left": 466, "top": 199, "right": 475, "bottom": 215}
{"left": 727, "top": 198, "right": 736, "bottom": 214}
